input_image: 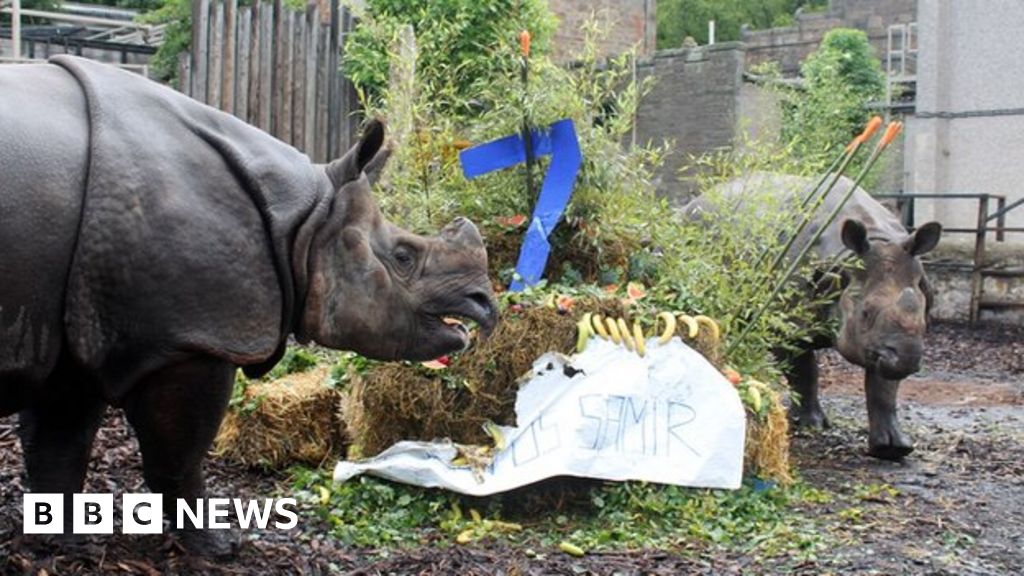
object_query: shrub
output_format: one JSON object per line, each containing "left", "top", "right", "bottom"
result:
{"left": 343, "top": 0, "right": 557, "bottom": 116}
{"left": 778, "top": 28, "right": 886, "bottom": 172}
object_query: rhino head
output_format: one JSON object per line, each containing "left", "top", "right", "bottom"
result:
{"left": 298, "top": 120, "right": 498, "bottom": 361}
{"left": 835, "top": 219, "right": 942, "bottom": 378}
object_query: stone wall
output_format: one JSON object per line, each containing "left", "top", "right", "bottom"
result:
{"left": 549, "top": 0, "right": 656, "bottom": 62}
{"left": 742, "top": 0, "right": 916, "bottom": 75}
{"left": 634, "top": 43, "right": 746, "bottom": 202}
{"left": 926, "top": 245, "right": 1024, "bottom": 324}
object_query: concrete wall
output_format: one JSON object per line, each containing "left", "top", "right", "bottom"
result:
{"left": 904, "top": 0, "right": 1024, "bottom": 237}
{"left": 634, "top": 43, "right": 746, "bottom": 202}
{"left": 549, "top": 0, "right": 656, "bottom": 62}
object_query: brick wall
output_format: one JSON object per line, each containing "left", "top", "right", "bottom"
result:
{"left": 549, "top": 0, "right": 656, "bottom": 62}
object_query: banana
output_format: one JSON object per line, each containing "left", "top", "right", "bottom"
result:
{"left": 632, "top": 321, "right": 646, "bottom": 357}
{"left": 677, "top": 314, "right": 699, "bottom": 339}
{"left": 483, "top": 421, "right": 507, "bottom": 451}
{"left": 592, "top": 314, "right": 609, "bottom": 339}
{"left": 617, "top": 318, "right": 634, "bottom": 351}
{"left": 747, "top": 385, "right": 763, "bottom": 412}
{"left": 746, "top": 378, "right": 770, "bottom": 392}
{"left": 656, "top": 311, "right": 677, "bottom": 344}
{"left": 558, "top": 541, "right": 586, "bottom": 557}
{"left": 576, "top": 313, "right": 593, "bottom": 353}
{"left": 605, "top": 317, "right": 622, "bottom": 344}
{"left": 694, "top": 315, "right": 721, "bottom": 343}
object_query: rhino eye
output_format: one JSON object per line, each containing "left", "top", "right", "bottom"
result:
{"left": 393, "top": 245, "right": 417, "bottom": 273}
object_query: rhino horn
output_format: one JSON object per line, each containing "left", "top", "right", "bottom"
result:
{"left": 325, "top": 119, "right": 387, "bottom": 188}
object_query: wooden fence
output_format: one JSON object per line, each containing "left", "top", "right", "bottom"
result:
{"left": 178, "top": 0, "right": 358, "bottom": 163}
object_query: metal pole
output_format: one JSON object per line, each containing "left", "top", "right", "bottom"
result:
{"left": 12, "top": 0, "right": 22, "bottom": 60}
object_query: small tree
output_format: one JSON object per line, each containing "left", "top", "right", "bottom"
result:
{"left": 780, "top": 28, "right": 886, "bottom": 171}
{"left": 343, "top": 0, "right": 556, "bottom": 118}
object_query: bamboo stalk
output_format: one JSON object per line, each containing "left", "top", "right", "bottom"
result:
{"left": 727, "top": 121, "right": 903, "bottom": 353}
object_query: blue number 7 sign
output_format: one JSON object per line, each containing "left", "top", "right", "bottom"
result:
{"left": 458, "top": 119, "right": 582, "bottom": 292}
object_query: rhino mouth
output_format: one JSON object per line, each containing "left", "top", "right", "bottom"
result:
{"left": 427, "top": 292, "right": 498, "bottom": 350}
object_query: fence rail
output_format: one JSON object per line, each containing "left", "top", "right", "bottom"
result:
{"left": 875, "top": 192, "right": 1024, "bottom": 323}
{"left": 179, "top": 0, "right": 358, "bottom": 163}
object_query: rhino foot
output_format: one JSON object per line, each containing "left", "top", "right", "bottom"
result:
{"left": 174, "top": 526, "right": 240, "bottom": 559}
{"left": 867, "top": 427, "right": 914, "bottom": 461}
{"left": 789, "top": 405, "right": 831, "bottom": 430}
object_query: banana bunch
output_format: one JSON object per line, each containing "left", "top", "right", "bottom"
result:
{"left": 575, "top": 311, "right": 721, "bottom": 356}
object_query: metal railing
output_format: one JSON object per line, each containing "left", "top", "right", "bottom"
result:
{"left": 874, "top": 192, "right": 1024, "bottom": 323}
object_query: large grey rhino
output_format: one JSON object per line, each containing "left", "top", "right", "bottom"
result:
{"left": 0, "top": 56, "right": 497, "bottom": 554}
{"left": 682, "top": 172, "right": 941, "bottom": 461}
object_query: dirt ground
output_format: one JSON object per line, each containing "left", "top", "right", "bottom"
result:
{"left": 1, "top": 321, "right": 1021, "bottom": 575}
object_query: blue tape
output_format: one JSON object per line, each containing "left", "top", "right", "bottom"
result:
{"left": 459, "top": 119, "right": 582, "bottom": 292}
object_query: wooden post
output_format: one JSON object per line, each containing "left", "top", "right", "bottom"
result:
{"left": 315, "top": 26, "right": 328, "bottom": 162}
{"left": 259, "top": 1, "right": 274, "bottom": 131}
{"left": 177, "top": 51, "right": 192, "bottom": 95}
{"left": 209, "top": 0, "right": 223, "bottom": 107}
{"left": 222, "top": 0, "right": 237, "bottom": 113}
{"left": 191, "top": 0, "right": 210, "bottom": 102}
{"left": 303, "top": 5, "right": 318, "bottom": 156}
{"left": 326, "top": 0, "right": 340, "bottom": 159}
{"left": 235, "top": 5, "right": 251, "bottom": 120}
{"left": 969, "top": 195, "right": 990, "bottom": 325}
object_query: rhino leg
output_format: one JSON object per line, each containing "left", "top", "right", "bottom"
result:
{"left": 18, "top": 367, "right": 106, "bottom": 535}
{"left": 864, "top": 370, "right": 913, "bottom": 460}
{"left": 122, "top": 357, "right": 236, "bottom": 558}
{"left": 784, "top": 349, "right": 830, "bottom": 429}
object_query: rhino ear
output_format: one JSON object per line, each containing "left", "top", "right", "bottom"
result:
{"left": 904, "top": 221, "right": 942, "bottom": 256}
{"left": 325, "top": 119, "right": 387, "bottom": 188}
{"left": 841, "top": 219, "right": 870, "bottom": 256}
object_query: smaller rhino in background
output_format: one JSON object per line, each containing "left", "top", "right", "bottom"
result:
{"left": 0, "top": 56, "right": 497, "bottom": 556}
{"left": 682, "top": 172, "right": 942, "bottom": 461}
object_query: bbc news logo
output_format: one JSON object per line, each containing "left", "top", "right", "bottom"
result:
{"left": 23, "top": 494, "right": 298, "bottom": 534}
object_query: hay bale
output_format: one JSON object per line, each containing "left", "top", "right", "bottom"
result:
{"left": 344, "top": 299, "right": 630, "bottom": 457}
{"left": 743, "top": 387, "right": 793, "bottom": 484}
{"left": 214, "top": 367, "right": 344, "bottom": 468}
{"left": 343, "top": 297, "right": 790, "bottom": 482}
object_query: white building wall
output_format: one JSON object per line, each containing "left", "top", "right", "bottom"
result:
{"left": 905, "top": 0, "right": 1024, "bottom": 239}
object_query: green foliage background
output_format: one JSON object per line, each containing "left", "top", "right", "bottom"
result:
{"left": 777, "top": 28, "right": 886, "bottom": 173}
{"left": 343, "top": 0, "right": 556, "bottom": 116}
{"left": 656, "top": 0, "right": 828, "bottom": 48}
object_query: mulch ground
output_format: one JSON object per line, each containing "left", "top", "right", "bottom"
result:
{"left": 2, "top": 321, "right": 1022, "bottom": 575}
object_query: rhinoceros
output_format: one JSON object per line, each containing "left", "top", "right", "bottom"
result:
{"left": 682, "top": 172, "right": 942, "bottom": 460}
{"left": 0, "top": 56, "right": 497, "bottom": 554}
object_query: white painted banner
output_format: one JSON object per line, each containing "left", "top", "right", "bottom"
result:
{"left": 334, "top": 337, "right": 746, "bottom": 495}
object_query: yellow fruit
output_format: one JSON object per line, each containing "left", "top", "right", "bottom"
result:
{"left": 617, "top": 318, "right": 634, "bottom": 351}
{"left": 558, "top": 542, "right": 585, "bottom": 557}
{"left": 656, "top": 312, "right": 677, "bottom": 344}
{"left": 677, "top": 315, "right": 699, "bottom": 339}
{"left": 633, "top": 321, "right": 646, "bottom": 356}
{"left": 606, "top": 317, "right": 622, "bottom": 344}
{"left": 592, "top": 314, "right": 609, "bottom": 339}
{"left": 746, "top": 378, "right": 770, "bottom": 391}
{"left": 694, "top": 315, "right": 721, "bottom": 342}
{"left": 456, "top": 529, "right": 475, "bottom": 544}
{"left": 576, "top": 313, "right": 593, "bottom": 353}
{"left": 747, "top": 385, "right": 763, "bottom": 412}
